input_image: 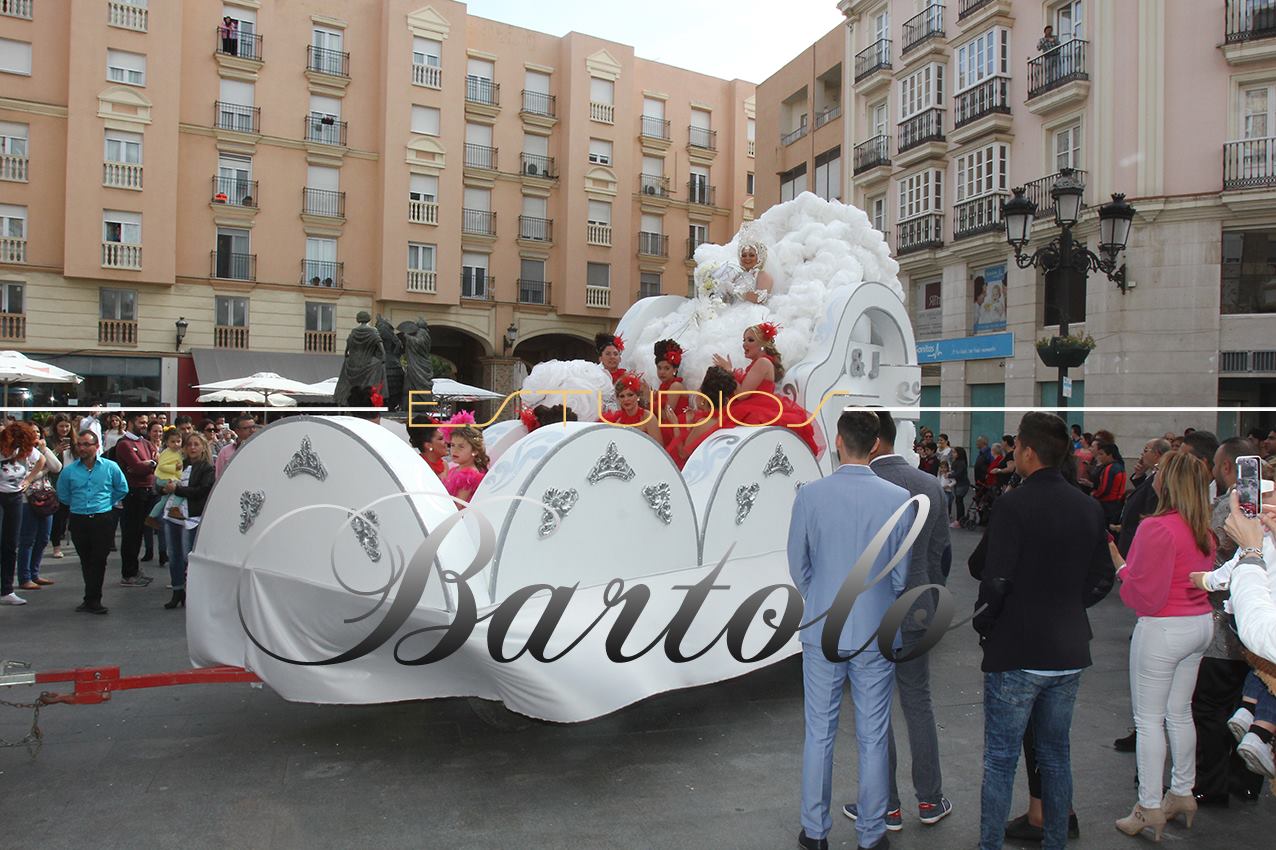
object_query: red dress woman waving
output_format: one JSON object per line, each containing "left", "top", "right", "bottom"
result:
{"left": 710, "top": 323, "right": 820, "bottom": 457}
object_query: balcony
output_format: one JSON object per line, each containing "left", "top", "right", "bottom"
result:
{"left": 216, "top": 28, "right": 263, "bottom": 62}
{"left": 781, "top": 124, "right": 808, "bottom": 146}
{"left": 854, "top": 38, "right": 892, "bottom": 86}
{"left": 1027, "top": 39, "right": 1089, "bottom": 112}
{"left": 1226, "top": 1, "right": 1276, "bottom": 63}
{"left": 408, "top": 199, "right": 438, "bottom": 224}
{"left": 954, "top": 77, "right": 1012, "bottom": 138}
{"left": 0, "top": 237, "right": 26, "bottom": 264}
{"left": 853, "top": 135, "right": 891, "bottom": 175}
{"left": 689, "top": 126, "right": 717, "bottom": 151}
{"left": 99, "top": 319, "right": 138, "bottom": 345}
{"left": 958, "top": 0, "right": 994, "bottom": 18}
{"left": 102, "top": 161, "right": 141, "bottom": 190}
{"left": 462, "top": 208, "right": 496, "bottom": 237}
{"left": 953, "top": 192, "right": 1007, "bottom": 241}
{"left": 686, "top": 237, "right": 708, "bottom": 260}
{"left": 520, "top": 152, "right": 555, "bottom": 179}
{"left": 0, "top": 313, "right": 25, "bottom": 341}
{"left": 521, "top": 90, "right": 555, "bottom": 117}
{"left": 301, "top": 259, "right": 343, "bottom": 288}
{"left": 587, "top": 222, "right": 613, "bottom": 246}
{"left": 518, "top": 278, "right": 551, "bottom": 306}
{"left": 210, "top": 251, "right": 256, "bottom": 281}
{"left": 303, "top": 187, "right": 345, "bottom": 218}
{"left": 107, "top": 0, "right": 146, "bottom": 32}
{"left": 897, "top": 107, "right": 945, "bottom": 154}
{"left": 897, "top": 215, "right": 944, "bottom": 255}
{"left": 814, "top": 105, "right": 842, "bottom": 128}
{"left": 0, "top": 153, "right": 27, "bottom": 183}
{"left": 641, "top": 115, "right": 671, "bottom": 141}
{"left": 305, "top": 116, "right": 347, "bottom": 147}
{"left": 638, "top": 232, "right": 669, "bottom": 258}
{"left": 519, "top": 215, "right": 552, "bottom": 242}
{"left": 215, "top": 325, "right": 250, "bottom": 350}
{"left": 212, "top": 176, "right": 257, "bottom": 208}
{"left": 1224, "top": 138, "right": 1276, "bottom": 190}
{"left": 903, "top": 4, "right": 945, "bottom": 55}
{"left": 687, "top": 182, "right": 715, "bottom": 206}
{"left": 2, "top": 0, "right": 32, "bottom": 19}
{"left": 102, "top": 241, "right": 142, "bottom": 270}
{"left": 1022, "top": 169, "right": 1088, "bottom": 219}
{"left": 465, "top": 77, "right": 500, "bottom": 109}
{"left": 461, "top": 274, "right": 493, "bottom": 301}
{"left": 305, "top": 330, "right": 336, "bottom": 353}
{"left": 639, "top": 173, "right": 670, "bottom": 197}
{"left": 307, "top": 45, "right": 349, "bottom": 78}
{"left": 464, "top": 143, "right": 498, "bottom": 171}
{"left": 585, "top": 285, "right": 611, "bottom": 309}
{"left": 214, "top": 102, "right": 260, "bottom": 134}
{"left": 413, "top": 63, "right": 441, "bottom": 89}
{"left": 406, "top": 269, "right": 437, "bottom": 294}
{"left": 590, "top": 102, "right": 615, "bottom": 124}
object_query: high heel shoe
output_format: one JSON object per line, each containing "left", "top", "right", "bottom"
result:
{"left": 1115, "top": 803, "right": 1166, "bottom": 841}
{"left": 164, "top": 589, "right": 186, "bottom": 609}
{"left": 1161, "top": 792, "right": 1196, "bottom": 828}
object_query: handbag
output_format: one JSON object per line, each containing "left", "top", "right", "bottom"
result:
{"left": 27, "top": 480, "right": 60, "bottom": 517}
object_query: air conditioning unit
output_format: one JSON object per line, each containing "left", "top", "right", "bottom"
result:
{"left": 644, "top": 184, "right": 656, "bottom": 195}
{"left": 525, "top": 162, "right": 539, "bottom": 176}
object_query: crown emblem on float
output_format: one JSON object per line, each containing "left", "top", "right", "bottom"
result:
{"left": 283, "top": 436, "right": 328, "bottom": 482}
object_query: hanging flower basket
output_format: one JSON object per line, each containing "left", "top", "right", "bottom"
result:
{"left": 1036, "top": 334, "right": 1095, "bottom": 369}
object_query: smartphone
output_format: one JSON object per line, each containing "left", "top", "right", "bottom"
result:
{"left": 1237, "top": 455, "right": 1262, "bottom": 519}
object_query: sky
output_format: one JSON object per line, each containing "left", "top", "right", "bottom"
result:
{"left": 461, "top": 0, "right": 846, "bottom": 83}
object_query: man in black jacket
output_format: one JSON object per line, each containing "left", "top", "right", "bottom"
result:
{"left": 973, "top": 413, "right": 1115, "bottom": 850}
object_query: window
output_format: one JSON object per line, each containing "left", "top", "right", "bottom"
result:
{"left": 413, "top": 36, "right": 441, "bottom": 67}
{"left": 899, "top": 63, "right": 944, "bottom": 119}
{"left": 462, "top": 251, "right": 488, "bottom": 298}
{"left": 520, "top": 258, "right": 544, "bottom": 280}
{"left": 954, "top": 143, "right": 1008, "bottom": 201}
{"left": 640, "top": 271, "right": 662, "bottom": 299}
{"left": 868, "top": 194, "right": 886, "bottom": 232}
{"left": 0, "top": 282, "right": 23, "bottom": 315}
{"left": 873, "top": 9, "right": 890, "bottom": 42}
{"left": 311, "top": 26, "right": 344, "bottom": 73}
{"left": 0, "top": 122, "right": 27, "bottom": 157}
{"left": 104, "top": 130, "right": 142, "bottom": 164}
{"left": 814, "top": 148, "right": 841, "bottom": 201}
{"left": 0, "top": 39, "right": 32, "bottom": 76}
{"left": 690, "top": 108, "right": 712, "bottom": 146}
{"left": 779, "top": 163, "right": 807, "bottom": 203}
{"left": 307, "top": 164, "right": 338, "bottom": 191}
{"left": 0, "top": 204, "right": 26, "bottom": 240}
{"left": 642, "top": 155, "right": 663, "bottom": 177}
{"left": 870, "top": 100, "right": 889, "bottom": 138}
{"left": 1053, "top": 122, "right": 1081, "bottom": 171}
{"left": 465, "top": 122, "right": 494, "bottom": 167}
{"left": 898, "top": 169, "right": 943, "bottom": 220}
{"left": 463, "top": 186, "right": 491, "bottom": 211}
{"left": 411, "top": 105, "right": 440, "bottom": 136}
{"left": 689, "top": 222, "right": 708, "bottom": 249}
{"left": 1222, "top": 230, "right": 1276, "bottom": 314}
{"left": 955, "top": 28, "right": 1009, "bottom": 93}
{"left": 1055, "top": 0, "right": 1084, "bottom": 40}
{"left": 588, "top": 138, "right": 613, "bottom": 165}
{"left": 747, "top": 118, "right": 756, "bottom": 142}
{"left": 586, "top": 262, "right": 610, "bottom": 288}
{"left": 214, "top": 227, "right": 250, "bottom": 279}
{"left": 216, "top": 155, "right": 252, "bottom": 205}
{"left": 99, "top": 288, "right": 136, "bottom": 321}
{"left": 409, "top": 173, "right": 437, "bottom": 203}
{"left": 642, "top": 97, "right": 665, "bottom": 120}
{"left": 215, "top": 295, "right": 248, "bottom": 328}
{"left": 305, "top": 302, "right": 334, "bottom": 332}
{"left": 106, "top": 49, "right": 146, "bottom": 86}
{"left": 308, "top": 94, "right": 342, "bottom": 143}
{"left": 407, "top": 242, "right": 435, "bottom": 271}
{"left": 587, "top": 200, "right": 612, "bottom": 225}
{"left": 590, "top": 77, "right": 614, "bottom": 105}
{"left": 304, "top": 237, "right": 337, "bottom": 286}
{"left": 746, "top": 172, "right": 755, "bottom": 195}
{"left": 102, "top": 209, "right": 141, "bottom": 243}
{"left": 690, "top": 165, "right": 710, "bottom": 203}
{"left": 218, "top": 79, "right": 255, "bottom": 131}
{"left": 466, "top": 58, "right": 496, "bottom": 104}
{"left": 641, "top": 213, "right": 663, "bottom": 235}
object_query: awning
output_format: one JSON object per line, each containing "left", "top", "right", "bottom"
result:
{"left": 191, "top": 348, "right": 344, "bottom": 389}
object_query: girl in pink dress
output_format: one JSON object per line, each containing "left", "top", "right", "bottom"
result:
{"left": 442, "top": 425, "right": 488, "bottom": 504}
{"left": 710, "top": 322, "right": 819, "bottom": 457}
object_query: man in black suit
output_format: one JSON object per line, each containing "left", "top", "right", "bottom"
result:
{"left": 974, "top": 413, "right": 1115, "bottom": 850}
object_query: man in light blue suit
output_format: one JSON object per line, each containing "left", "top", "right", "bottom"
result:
{"left": 788, "top": 410, "right": 914, "bottom": 850}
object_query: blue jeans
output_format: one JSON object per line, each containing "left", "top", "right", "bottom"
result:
{"left": 801, "top": 645, "right": 895, "bottom": 847}
{"left": 17, "top": 502, "right": 52, "bottom": 583}
{"left": 980, "top": 670, "right": 1081, "bottom": 850}
{"left": 163, "top": 521, "right": 195, "bottom": 590}
{"left": 1244, "top": 671, "right": 1276, "bottom": 724}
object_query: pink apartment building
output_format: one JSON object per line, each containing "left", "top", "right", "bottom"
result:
{"left": 757, "top": 0, "right": 1276, "bottom": 449}
{"left": 0, "top": 0, "right": 755, "bottom": 405}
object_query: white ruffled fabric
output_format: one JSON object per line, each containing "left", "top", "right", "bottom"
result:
{"left": 521, "top": 360, "right": 615, "bottom": 422}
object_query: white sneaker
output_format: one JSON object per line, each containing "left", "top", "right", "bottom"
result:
{"left": 1238, "top": 731, "right": 1276, "bottom": 779}
{"left": 0, "top": 592, "right": 27, "bottom": 605}
{"left": 1229, "top": 706, "right": 1256, "bottom": 743}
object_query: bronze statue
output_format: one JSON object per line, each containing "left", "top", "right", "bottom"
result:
{"left": 376, "top": 315, "right": 405, "bottom": 412}
{"left": 334, "top": 311, "right": 386, "bottom": 407}
{"left": 399, "top": 317, "right": 434, "bottom": 408}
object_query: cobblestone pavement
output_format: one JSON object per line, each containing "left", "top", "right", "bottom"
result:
{"left": 2, "top": 529, "right": 1273, "bottom": 849}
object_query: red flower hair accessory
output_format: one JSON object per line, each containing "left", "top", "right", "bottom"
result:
{"left": 757, "top": 322, "right": 780, "bottom": 342}
{"left": 617, "top": 373, "right": 644, "bottom": 395}
{"left": 519, "top": 408, "right": 540, "bottom": 432}
{"left": 612, "top": 334, "right": 625, "bottom": 352}
{"left": 369, "top": 385, "right": 384, "bottom": 408}
{"left": 665, "top": 349, "right": 682, "bottom": 368}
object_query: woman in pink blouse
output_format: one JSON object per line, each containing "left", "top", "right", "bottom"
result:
{"left": 1111, "top": 450, "right": 1215, "bottom": 840}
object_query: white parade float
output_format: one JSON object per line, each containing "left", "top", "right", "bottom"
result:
{"left": 187, "top": 195, "right": 922, "bottom": 722}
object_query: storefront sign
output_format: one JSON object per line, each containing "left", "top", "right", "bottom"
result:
{"left": 916, "top": 332, "right": 1014, "bottom": 363}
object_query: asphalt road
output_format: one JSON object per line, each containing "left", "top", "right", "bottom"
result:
{"left": 2, "top": 528, "right": 1273, "bottom": 849}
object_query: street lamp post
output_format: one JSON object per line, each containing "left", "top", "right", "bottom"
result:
{"left": 1001, "top": 168, "right": 1136, "bottom": 419}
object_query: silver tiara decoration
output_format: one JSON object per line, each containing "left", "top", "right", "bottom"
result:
{"left": 283, "top": 436, "right": 328, "bottom": 482}
{"left": 538, "top": 488, "right": 579, "bottom": 538}
{"left": 763, "top": 445, "right": 794, "bottom": 478}
{"left": 735, "top": 483, "right": 761, "bottom": 525}
{"left": 238, "top": 490, "right": 265, "bottom": 534}
{"left": 586, "top": 442, "right": 635, "bottom": 484}
{"left": 736, "top": 223, "right": 768, "bottom": 268}
{"left": 641, "top": 482, "right": 673, "bottom": 525}
{"left": 348, "top": 509, "right": 381, "bottom": 562}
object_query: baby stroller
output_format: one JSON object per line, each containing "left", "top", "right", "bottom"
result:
{"left": 962, "top": 482, "right": 1000, "bottom": 529}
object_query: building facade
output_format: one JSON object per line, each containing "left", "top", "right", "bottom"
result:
{"left": 756, "top": 0, "right": 1276, "bottom": 451}
{"left": 0, "top": 0, "right": 755, "bottom": 405}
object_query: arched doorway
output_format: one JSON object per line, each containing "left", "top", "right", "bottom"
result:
{"left": 514, "top": 332, "right": 595, "bottom": 367}
{"left": 428, "top": 326, "right": 491, "bottom": 386}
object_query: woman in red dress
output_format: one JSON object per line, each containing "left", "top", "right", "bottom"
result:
{"left": 595, "top": 332, "right": 626, "bottom": 384}
{"left": 602, "top": 374, "right": 664, "bottom": 443}
{"left": 669, "top": 366, "right": 738, "bottom": 469}
{"left": 654, "top": 339, "right": 690, "bottom": 443}
{"left": 408, "top": 416, "right": 448, "bottom": 479}
{"left": 711, "top": 322, "right": 820, "bottom": 457}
